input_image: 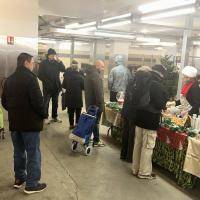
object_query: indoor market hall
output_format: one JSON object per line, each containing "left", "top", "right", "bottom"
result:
{"left": 0, "top": 0, "right": 200, "bottom": 200}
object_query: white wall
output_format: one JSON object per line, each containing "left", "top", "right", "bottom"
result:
{"left": 0, "top": 0, "right": 38, "bottom": 37}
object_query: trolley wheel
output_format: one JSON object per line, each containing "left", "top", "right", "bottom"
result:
{"left": 71, "top": 141, "right": 78, "bottom": 151}
{"left": 85, "top": 146, "right": 92, "bottom": 156}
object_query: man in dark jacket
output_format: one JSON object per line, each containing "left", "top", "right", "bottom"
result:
{"left": 38, "top": 48, "right": 65, "bottom": 123}
{"left": 62, "top": 60, "right": 84, "bottom": 129}
{"left": 2, "top": 53, "right": 47, "bottom": 194}
{"left": 84, "top": 60, "right": 105, "bottom": 147}
{"left": 132, "top": 65, "right": 168, "bottom": 179}
{"left": 120, "top": 76, "right": 135, "bottom": 162}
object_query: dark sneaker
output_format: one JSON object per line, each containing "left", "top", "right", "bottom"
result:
{"left": 93, "top": 140, "right": 105, "bottom": 147}
{"left": 14, "top": 179, "right": 25, "bottom": 189}
{"left": 69, "top": 125, "right": 75, "bottom": 130}
{"left": 138, "top": 173, "right": 156, "bottom": 180}
{"left": 24, "top": 183, "right": 47, "bottom": 194}
{"left": 52, "top": 117, "right": 62, "bottom": 123}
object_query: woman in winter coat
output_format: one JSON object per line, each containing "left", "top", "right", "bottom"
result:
{"left": 180, "top": 66, "right": 200, "bottom": 116}
{"left": 62, "top": 60, "right": 84, "bottom": 129}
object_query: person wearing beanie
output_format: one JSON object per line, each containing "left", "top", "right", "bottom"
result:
{"left": 132, "top": 65, "right": 168, "bottom": 180}
{"left": 62, "top": 60, "right": 84, "bottom": 130}
{"left": 38, "top": 48, "right": 65, "bottom": 123}
{"left": 180, "top": 66, "right": 200, "bottom": 116}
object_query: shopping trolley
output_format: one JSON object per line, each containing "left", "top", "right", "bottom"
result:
{"left": 69, "top": 106, "right": 98, "bottom": 156}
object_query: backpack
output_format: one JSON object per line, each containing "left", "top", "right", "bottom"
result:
{"left": 129, "top": 70, "right": 152, "bottom": 109}
{"left": 121, "top": 71, "right": 152, "bottom": 119}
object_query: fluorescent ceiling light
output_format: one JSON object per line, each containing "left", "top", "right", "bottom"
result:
{"left": 141, "top": 7, "right": 196, "bottom": 20}
{"left": 65, "top": 21, "right": 96, "bottom": 29}
{"left": 77, "top": 26, "right": 97, "bottom": 32}
{"left": 193, "top": 41, "right": 200, "bottom": 45}
{"left": 56, "top": 28, "right": 91, "bottom": 36}
{"left": 138, "top": 0, "right": 196, "bottom": 14}
{"left": 102, "top": 13, "right": 131, "bottom": 23}
{"left": 137, "top": 37, "right": 160, "bottom": 43}
{"left": 39, "top": 39, "right": 56, "bottom": 44}
{"left": 95, "top": 32, "right": 134, "bottom": 39}
{"left": 78, "top": 21, "right": 96, "bottom": 28}
{"left": 65, "top": 23, "right": 79, "bottom": 29}
{"left": 99, "top": 20, "right": 131, "bottom": 29}
{"left": 155, "top": 47, "right": 164, "bottom": 50}
{"left": 141, "top": 29, "right": 148, "bottom": 34}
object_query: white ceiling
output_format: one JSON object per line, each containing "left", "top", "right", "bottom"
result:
{"left": 39, "top": 0, "right": 200, "bottom": 41}
{"left": 39, "top": 0, "right": 147, "bottom": 19}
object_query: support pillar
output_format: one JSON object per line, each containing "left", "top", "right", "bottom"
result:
{"left": 177, "top": 16, "right": 193, "bottom": 98}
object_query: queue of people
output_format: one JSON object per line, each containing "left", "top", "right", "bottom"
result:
{"left": 2, "top": 48, "right": 200, "bottom": 194}
{"left": 1, "top": 49, "right": 106, "bottom": 194}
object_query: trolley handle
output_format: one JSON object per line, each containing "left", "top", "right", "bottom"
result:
{"left": 82, "top": 112, "right": 96, "bottom": 118}
{"left": 87, "top": 105, "right": 99, "bottom": 116}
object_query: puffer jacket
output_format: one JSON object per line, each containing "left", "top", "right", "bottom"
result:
{"left": 108, "top": 65, "right": 132, "bottom": 93}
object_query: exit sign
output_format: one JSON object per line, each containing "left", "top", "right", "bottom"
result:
{"left": 7, "top": 36, "right": 14, "bottom": 45}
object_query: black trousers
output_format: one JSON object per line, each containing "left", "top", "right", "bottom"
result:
{"left": 110, "top": 91, "right": 118, "bottom": 102}
{"left": 93, "top": 110, "right": 102, "bottom": 143}
{"left": 120, "top": 118, "right": 135, "bottom": 163}
{"left": 68, "top": 107, "right": 82, "bottom": 126}
{"left": 44, "top": 91, "right": 59, "bottom": 119}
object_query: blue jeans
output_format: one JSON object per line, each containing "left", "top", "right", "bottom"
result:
{"left": 93, "top": 110, "right": 102, "bottom": 143}
{"left": 11, "top": 132, "right": 41, "bottom": 187}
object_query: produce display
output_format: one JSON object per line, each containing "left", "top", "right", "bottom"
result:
{"left": 161, "top": 117, "right": 198, "bottom": 138}
{"left": 105, "top": 102, "right": 122, "bottom": 112}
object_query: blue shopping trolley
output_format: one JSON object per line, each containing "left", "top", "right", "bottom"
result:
{"left": 69, "top": 106, "right": 98, "bottom": 155}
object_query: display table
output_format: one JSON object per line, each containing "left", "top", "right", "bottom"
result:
{"left": 102, "top": 105, "right": 123, "bottom": 143}
{"left": 153, "top": 127, "right": 198, "bottom": 189}
{"left": 102, "top": 105, "right": 200, "bottom": 188}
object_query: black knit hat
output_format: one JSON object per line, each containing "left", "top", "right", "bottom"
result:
{"left": 47, "top": 48, "right": 56, "bottom": 55}
{"left": 152, "top": 64, "right": 167, "bottom": 77}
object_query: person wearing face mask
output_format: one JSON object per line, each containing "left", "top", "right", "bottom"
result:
{"left": 84, "top": 60, "right": 105, "bottom": 147}
{"left": 38, "top": 48, "right": 65, "bottom": 123}
{"left": 180, "top": 66, "right": 200, "bottom": 116}
{"left": 2, "top": 53, "right": 47, "bottom": 194}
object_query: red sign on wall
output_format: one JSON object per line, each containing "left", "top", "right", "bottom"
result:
{"left": 7, "top": 36, "right": 14, "bottom": 45}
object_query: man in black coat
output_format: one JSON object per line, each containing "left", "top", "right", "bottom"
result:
{"left": 38, "top": 48, "right": 65, "bottom": 123}
{"left": 62, "top": 60, "right": 84, "bottom": 129}
{"left": 84, "top": 60, "right": 105, "bottom": 147}
{"left": 132, "top": 65, "right": 168, "bottom": 179}
{"left": 2, "top": 53, "right": 47, "bottom": 194}
{"left": 120, "top": 76, "right": 135, "bottom": 163}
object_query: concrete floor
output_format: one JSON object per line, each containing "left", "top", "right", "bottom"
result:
{"left": 0, "top": 111, "right": 199, "bottom": 200}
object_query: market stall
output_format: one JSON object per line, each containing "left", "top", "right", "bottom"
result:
{"left": 102, "top": 102, "right": 200, "bottom": 189}
{"left": 102, "top": 102, "right": 123, "bottom": 142}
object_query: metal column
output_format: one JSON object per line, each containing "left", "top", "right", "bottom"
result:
{"left": 89, "top": 41, "right": 96, "bottom": 64}
{"left": 70, "top": 39, "right": 75, "bottom": 65}
{"left": 177, "top": 16, "right": 193, "bottom": 98}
